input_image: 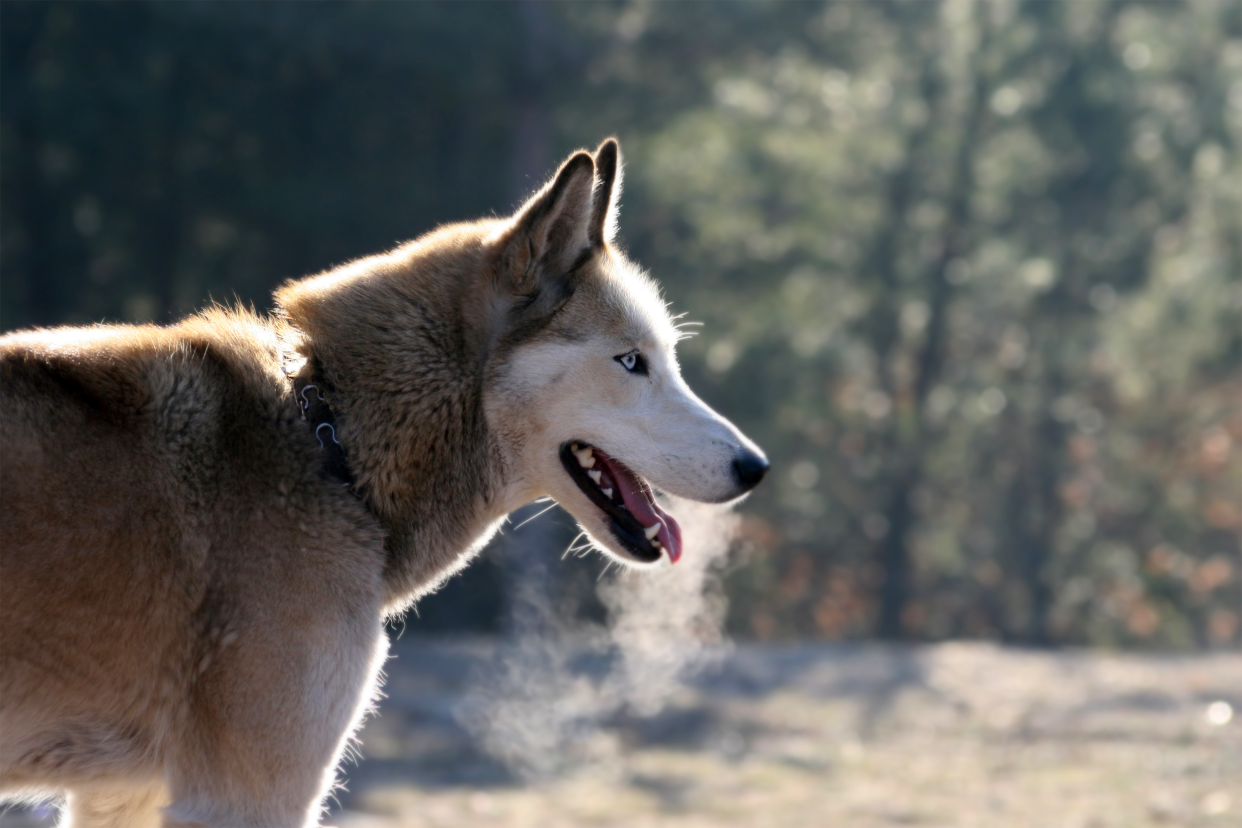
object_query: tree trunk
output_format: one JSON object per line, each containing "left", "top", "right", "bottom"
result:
{"left": 873, "top": 2, "right": 994, "bottom": 639}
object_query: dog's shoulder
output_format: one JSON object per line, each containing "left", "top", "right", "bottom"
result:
{"left": 0, "top": 309, "right": 320, "bottom": 507}
{"left": 0, "top": 308, "right": 385, "bottom": 582}
{"left": 1, "top": 309, "right": 283, "bottom": 445}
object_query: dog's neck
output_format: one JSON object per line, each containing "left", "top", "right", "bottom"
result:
{"left": 277, "top": 267, "right": 512, "bottom": 613}
{"left": 291, "top": 363, "right": 356, "bottom": 490}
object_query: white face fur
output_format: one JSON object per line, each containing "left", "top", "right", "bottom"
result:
{"left": 482, "top": 140, "right": 767, "bottom": 565}
{"left": 487, "top": 264, "right": 766, "bottom": 567}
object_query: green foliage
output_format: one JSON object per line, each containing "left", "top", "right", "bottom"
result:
{"left": 1, "top": 1, "right": 549, "bottom": 327}
{"left": 553, "top": 0, "right": 1241, "bottom": 647}
{"left": 2, "top": 0, "right": 1237, "bottom": 647}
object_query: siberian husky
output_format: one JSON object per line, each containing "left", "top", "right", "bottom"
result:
{"left": 0, "top": 139, "right": 768, "bottom": 826}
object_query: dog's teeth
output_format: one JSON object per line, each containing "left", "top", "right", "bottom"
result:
{"left": 644, "top": 523, "right": 660, "bottom": 540}
{"left": 588, "top": 470, "right": 602, "bottom": 485}
{"left": 601, "top": 487, "right": 613, "bottom": 499}
{"left": 652, "top": 539, "right": 663, "bottom": 549}
{"left": 575, "top": 449, "right": 595, "bottom": 468}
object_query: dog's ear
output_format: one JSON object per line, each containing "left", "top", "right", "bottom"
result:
{"left": 495, "top": 142, "right": 624, "bottom": 334}
{"left": 590, "top": 138, "right": 622, "bottom": 247}
{"left": 501, "top": 150, "right": 597, "bottom": 301}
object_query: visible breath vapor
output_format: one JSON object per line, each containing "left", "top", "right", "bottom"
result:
{"left": 458, "top": 499, "right": 739, "bottom": 780}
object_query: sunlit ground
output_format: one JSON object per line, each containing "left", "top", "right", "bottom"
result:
{"left": 4, "top": 638, "right": 1239, "bottom": 828}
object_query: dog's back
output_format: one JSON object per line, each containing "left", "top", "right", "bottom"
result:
{"left": 2, "top": 322, "right": 197, "bottom": 788}
{"left": 0, "top": 313, "right": 388, "bottom": 822}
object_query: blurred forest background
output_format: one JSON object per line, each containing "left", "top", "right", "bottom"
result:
{"left": 2, "top": 0, "right": 1239, "bottom": 650}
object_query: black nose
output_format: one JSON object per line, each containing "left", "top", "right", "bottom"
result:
{"left": 732, "top": 449, "right": 770, "bottom": 491}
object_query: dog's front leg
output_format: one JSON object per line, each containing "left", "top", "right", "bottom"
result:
{"left": 160, "top": 616, "right": 389, "bottom": 828}
{"left": 60, "top": 782, "right": 166, "bottom": 828}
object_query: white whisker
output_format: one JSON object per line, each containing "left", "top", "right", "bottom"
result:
{"left": 674, "top": 320, "right": 703, "bottom": 341}
{"left": 562, "top": 530, "right": 588, "bottom": 560}
{"left": 514, "top": 502, "right": 559, "bottom": 531}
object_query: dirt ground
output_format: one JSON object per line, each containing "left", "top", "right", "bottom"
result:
{"left": 3, "top": 639, "right": 1239, "bottom": 827}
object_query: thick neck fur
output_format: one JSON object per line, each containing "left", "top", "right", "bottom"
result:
{"left": 276, "top": 226, "right": 511, "bottom": 612}
{"left": 273, "top": 141, "right": 620, "bottom": 611}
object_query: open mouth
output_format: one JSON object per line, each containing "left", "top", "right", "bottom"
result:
{"left": 559, "top": 442, "right": 684, "bottom": 564}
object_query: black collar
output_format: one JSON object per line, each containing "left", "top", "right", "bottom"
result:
{"left": 293, "top": 368, "right": 357, "bottom": 491}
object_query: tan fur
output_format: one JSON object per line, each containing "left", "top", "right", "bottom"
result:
{"left": 0, "top": 140, "right": 764, "bottom": 826}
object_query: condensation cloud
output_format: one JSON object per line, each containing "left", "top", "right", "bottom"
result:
{"left": 458, "top": 498, "right": 740, "bottom": 780}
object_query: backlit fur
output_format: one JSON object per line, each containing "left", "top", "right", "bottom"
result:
{"left": 0, "top": 140, "right": 763, "bottom": 826}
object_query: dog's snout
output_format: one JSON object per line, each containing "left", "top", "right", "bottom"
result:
{"left": 732, "top": 449, "right": 769, "bottom": 492}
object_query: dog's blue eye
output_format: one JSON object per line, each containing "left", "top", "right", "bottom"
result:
{"left": 615, "top": 351, "right": 648, "bottom": 375}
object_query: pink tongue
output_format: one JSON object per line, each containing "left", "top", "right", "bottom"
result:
{"left": 605, "top": 458, "right": 683, "bottom": 563}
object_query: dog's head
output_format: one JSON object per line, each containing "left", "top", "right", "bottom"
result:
{"left": 483, "top": 140, "right": 768, "bottom": 566}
